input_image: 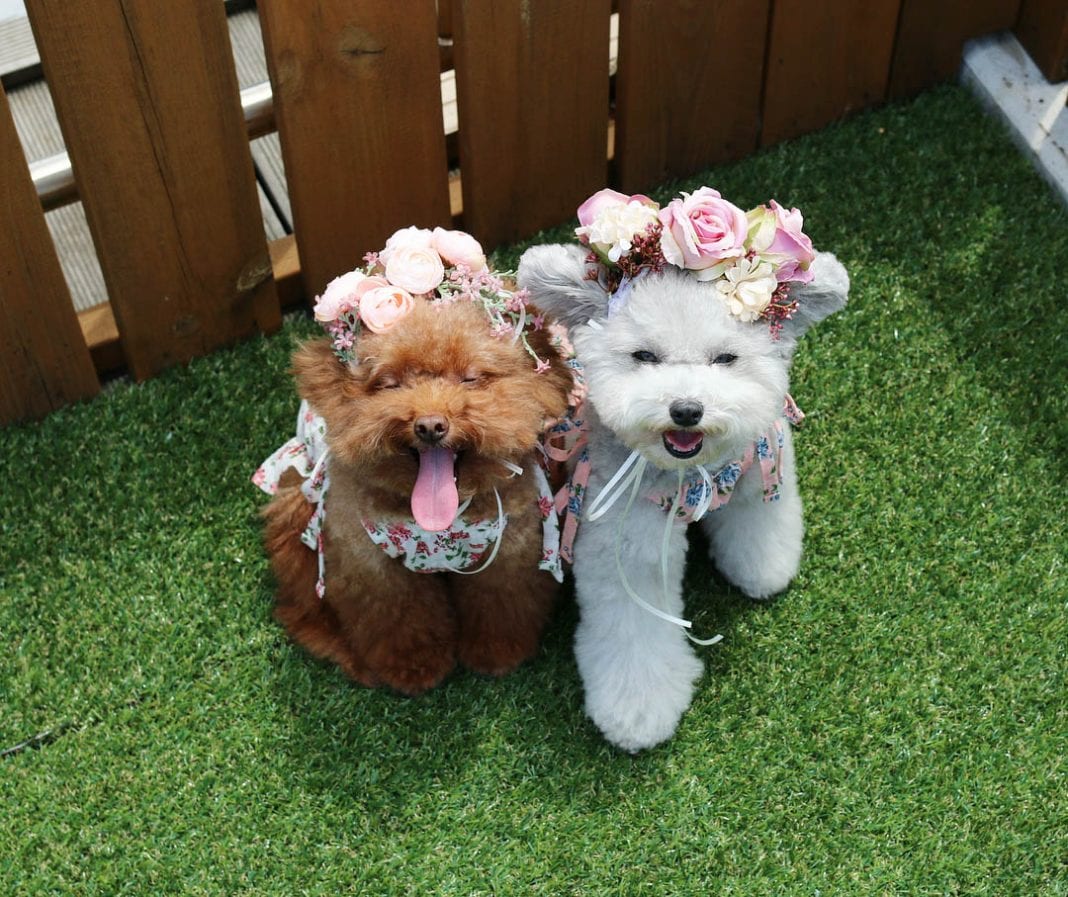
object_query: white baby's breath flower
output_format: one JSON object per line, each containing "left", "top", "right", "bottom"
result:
{"left": 713, "top": 257, "right": 778, "bottom": 322}
{"left": 576, "top": 200, "right": 660, "bottom": 263}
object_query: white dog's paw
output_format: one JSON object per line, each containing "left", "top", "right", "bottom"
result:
{"left": 576, "top": 624, "right": 704, "bottom": 752}
{"left": 705, "top": 487, "right": 803, "bottom": 600}
{"left": 717, "top": 547, "right": 800, "bottom": 600}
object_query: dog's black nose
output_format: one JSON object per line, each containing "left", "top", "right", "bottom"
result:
{"left": 414, "top": 415, "right": 449, "bottom": 445}
{"left": 669, "top": 400, "right": 704, "bottom": 427}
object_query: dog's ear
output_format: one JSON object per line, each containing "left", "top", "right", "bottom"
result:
{"left": 779, "top": 252, "right": 849, "bottom": 343}
{"left": 518, "top": 243, "right": 609, "bottom": 330}
{"left": 291, "top": 338, "right": 358, "bottom": 416}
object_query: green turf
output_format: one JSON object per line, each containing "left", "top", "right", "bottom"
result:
{"left": 2, "top": 85, "right": 1066, "bottom": 895}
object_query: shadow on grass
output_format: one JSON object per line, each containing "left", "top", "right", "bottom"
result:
{"left": 919, "top": 200, "right": 1068, "bottom": 474}
{"left": 263, "top": 586, "right": 589, "bottom": 815}
{"left": 264, "top": 521, "right": 775, "bottom": 820}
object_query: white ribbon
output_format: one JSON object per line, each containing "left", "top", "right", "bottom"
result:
{"left": 443, "top": 489, "right": 506, "bottom": 575}
{"left": 585, "top": 451, "right": 723, "bottom": 646}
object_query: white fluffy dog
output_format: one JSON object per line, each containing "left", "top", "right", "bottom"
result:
{"left": 518, "top": 241, "right": 849, "bottom": 751}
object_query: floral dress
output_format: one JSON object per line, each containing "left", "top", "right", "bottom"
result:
{"left": 253, "top": 401, "right": 564, "bottom": 597}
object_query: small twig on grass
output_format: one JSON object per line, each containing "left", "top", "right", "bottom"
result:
{"left": 1, "top": 722, "right": 75, "bottom": 759}
{"left": 1, "top": 696, "right": 144, "bottom": 760}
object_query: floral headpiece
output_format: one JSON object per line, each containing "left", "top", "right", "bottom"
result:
{"left": 575, "top": 186, "right": 816, "bottom": 336}
{"left": 313, "top": 226, "right": 552, "bottom": 372}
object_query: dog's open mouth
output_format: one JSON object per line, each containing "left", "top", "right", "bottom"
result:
{"left": 410, "top": 446, "right": 459, "bottom": 532}
{"left": 662, "top": 430, "right": 704, "bottom": 459}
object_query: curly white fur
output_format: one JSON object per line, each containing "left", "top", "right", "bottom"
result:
{"left": 519, "top": 246, "right": 848, "bottom": 751}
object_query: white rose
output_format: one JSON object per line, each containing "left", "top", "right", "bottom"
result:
{"left": 575, "top": 199, "right": 660, "bottom": 263}
{"left": 379, "top": 226, "right": 434, "bottom": 265}
{"left": 384, "top": 245, "right": 445, "bottom": 294}
{"left": 713, "top": 257, "right": 778, "bottom": 322}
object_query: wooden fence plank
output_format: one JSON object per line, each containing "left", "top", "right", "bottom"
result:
{"left": 889, "top": 0, "right": 1021, "bottom": 99}
{"left": 259, "top": 0, "right": 451, "bottom": 298}
{"left": 25, "top": 0, "right": 280, "bottom": 382}
{"left": 614, "top": 0, "right": 769, "bottom": 195}
{"left": 0, "top": 85, "right": 98, "bottom": 424}
{"left": 453, "top": 0, "right": 611, "bottom": 248}
{"left": 1015, "top": 0, "right": 1068, "bottom": 83}
{"left": 79, "top": 233, "right": 306, "bottom": 377}
{"left": 762, "top": 0, "right": 901, "bottom": 147}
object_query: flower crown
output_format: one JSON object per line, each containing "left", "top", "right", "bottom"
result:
{"left": 312, "top": 226, "right": 552, "bottom": 372}
{"left": 575, "top": 186, "right": 816, "bottom": 336}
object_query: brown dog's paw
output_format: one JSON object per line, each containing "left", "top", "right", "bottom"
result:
{"left": 366, "top": 635, "right": 457, "bottom": 696}
{"left": 457, "top": 630, "right": 539, "bottom": 678}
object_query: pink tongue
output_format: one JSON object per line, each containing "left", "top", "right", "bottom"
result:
{"left": 411, "top": 446, "right": 459, "bottom": 532}
{"left": 665, "top": 430, "right": 703, "bottom": 450}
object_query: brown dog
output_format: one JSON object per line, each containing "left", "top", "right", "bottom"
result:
{"left": 260, "top": 300, "right": 573, "bottom": 694}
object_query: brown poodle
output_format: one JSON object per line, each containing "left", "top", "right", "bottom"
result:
{"left": 261, "top": 300, "right": 573, "bottom": 694}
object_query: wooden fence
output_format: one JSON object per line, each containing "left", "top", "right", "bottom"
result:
{"left": 2, "top": 0, "right": 1059, "bottom": 425}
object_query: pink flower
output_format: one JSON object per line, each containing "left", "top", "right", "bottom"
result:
{"left": 534, "top": 357, "right": 552, "bottom": 374}
{"left": 659, "top": 187, "right": 748, "bottom": 278}
{"left": 359, "top": 285, "right": 416, "bottom": 333}
{"left": 576, "top": 188, "right": 655, "bottom": 227}
{"left": 379, "top": 226, "right": 434, "bottom": 265}
{"left": 431, "top": 227, "right": 487, "bottom": 272}
{"left": 385, "top": 245, "right": 445, "bottom": 295}
{"left": 765, "top": 200, "right": 815, "bottom": 283}
{"left": 313, "top": 269, "right": 369, "bottom": 322}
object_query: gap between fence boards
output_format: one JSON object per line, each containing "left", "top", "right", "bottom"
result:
{"left": 76, "top": 122, "right": 614, "bottom": 376}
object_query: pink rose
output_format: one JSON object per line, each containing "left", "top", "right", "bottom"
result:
{"left": 359, "top": 285, "right": 415, "bottom": 333}
{"left": 431, "top": 227, "right": 487, "bottom": 272}
{"left": 576, "top": 188, "right": 656, "bottom": 228}
{"left": 659, "top": 187, "right": 748, "bottom": 277}
{"left": 313, "top": 269, "right": 371, "bottom": 322}
{"left": 764, "top": 199, "right": 815, "bottom": 283}
{"left": 384, "top": 245, "right": 445, "bottom": 294}
{"left": 379, "top": 226, "right": 434, "bottom": 265}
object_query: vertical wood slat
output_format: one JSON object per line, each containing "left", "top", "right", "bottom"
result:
{"left": 1015, "top": 0, "right": 1068, "bottom": 83}
{"left": 761, "top": 0, "right": 902, "bottom": 147}
{"left": 614, "top": 0, "right": 770, "bottom": 195}
{"left": 889, "top": 0, "right": 1021, "bottom": 99}
{"left": 25, "top": 0, "right": 279, "bottom": 382}
{"left": 453, "top": 0, "right": 611, "bottom": 249}
{"left": 259, "top": 0, "right": 451, "bottom": 299}
{"left": 0, "top": 85, "right": 99, "bottom": 424}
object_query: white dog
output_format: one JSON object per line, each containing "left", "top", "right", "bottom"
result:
{"left": 518, "top": 209, "right": 848, "bottom": 751}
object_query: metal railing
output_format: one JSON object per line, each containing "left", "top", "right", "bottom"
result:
{"left": 31, "top": 79, "right": 274, "bottom": 211}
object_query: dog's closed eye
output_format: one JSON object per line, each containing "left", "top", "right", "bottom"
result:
{"left": 461, "top": 368, "right": 500, "bottom": 386}
{"left": 372, "top": 373, "right": 401, "bottom": 390}
{"left": 631, "top": 350, "right": 660, "bottom": 364}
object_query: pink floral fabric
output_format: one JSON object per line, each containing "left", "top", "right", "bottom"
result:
{"left": 645, "top": 419, "right": 786, "bottom": 522}
{"left": 558, "top": 395, "right": 804, "bottom": 554}
{"left": 253, "top": 402, "right": 563, "bottom": 594}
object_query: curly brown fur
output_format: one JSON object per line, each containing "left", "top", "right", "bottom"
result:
{"left": 262, "top": 301, "right": 572, "bottom": 694}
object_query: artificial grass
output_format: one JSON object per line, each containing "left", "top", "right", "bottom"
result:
{"left": 2, "top": 84, "right": 1066, "bottom": 895}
